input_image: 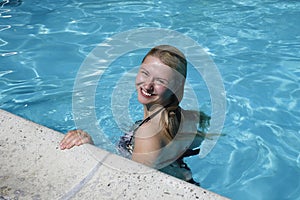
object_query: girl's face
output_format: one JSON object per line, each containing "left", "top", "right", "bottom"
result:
{"left": 135, "top": 55, "right": 179, "bottom": 107}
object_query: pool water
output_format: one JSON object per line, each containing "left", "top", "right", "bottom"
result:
{"left": 1, "top": 0, "right": 300, "bottom": 199}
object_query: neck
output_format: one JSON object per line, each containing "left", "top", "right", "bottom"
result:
{"left": 143, "top": 104, "right": 165, "bottom": 119}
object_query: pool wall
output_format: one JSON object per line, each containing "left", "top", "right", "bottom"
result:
{"left": 0, "top": 109, "right": 228, "bottom": 200}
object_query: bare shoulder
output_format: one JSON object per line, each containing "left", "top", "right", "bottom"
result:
{"left": 132, "top": 120, "right": 165, "bottom": 166}
{"left": 135, "top": 113, "right": 166, "bottom": 138}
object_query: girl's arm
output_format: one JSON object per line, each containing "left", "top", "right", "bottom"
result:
{"left": 132, "top": 125, "right": 164, "bottom": 168}
{"left": 60, "top": 129, "right": 94, "bottom": 150}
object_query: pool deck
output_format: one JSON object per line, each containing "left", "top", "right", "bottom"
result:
{"left": 0, "top": 109, "right": 228, "bottom": 200}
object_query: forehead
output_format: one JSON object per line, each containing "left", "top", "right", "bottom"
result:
{"left": 141, "top": 56, "right": 176, "bottom": 77}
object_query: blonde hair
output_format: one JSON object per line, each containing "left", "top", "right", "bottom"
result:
{"left": 142, "top": 45, "right": 187, "bottom": 141}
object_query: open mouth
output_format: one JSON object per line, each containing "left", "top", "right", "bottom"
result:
{"left": 141, "top": 88, "right": 153, "bottom": 97}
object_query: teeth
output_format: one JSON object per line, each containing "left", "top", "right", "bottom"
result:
{"left": 141, "top": 89, "right": 151, "bottom": 96}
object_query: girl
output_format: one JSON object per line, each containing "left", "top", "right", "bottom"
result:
{"left": 60, "top": 45, "right": 210, "bottom": 185}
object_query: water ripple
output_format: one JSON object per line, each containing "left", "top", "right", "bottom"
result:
{"left": 0, "top": 8, "right": 11, "bottom": 18}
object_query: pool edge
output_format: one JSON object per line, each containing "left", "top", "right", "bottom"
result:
{"left": 0, "top": 109, "right": 229, "bottom": 200}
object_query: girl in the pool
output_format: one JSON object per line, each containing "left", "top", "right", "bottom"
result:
{"left": 60, "top": 45, "right": 210, "bottom": 185}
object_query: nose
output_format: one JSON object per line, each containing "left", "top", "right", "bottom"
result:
{"left": 144, "top": 78, "right": 154, "bottom": 91}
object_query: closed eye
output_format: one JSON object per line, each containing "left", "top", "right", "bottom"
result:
{"left": 140, "top": 69, "right": 149, "bottom": 76}
{"left": 155, "top": 78, "right": 169, "bottom": 85}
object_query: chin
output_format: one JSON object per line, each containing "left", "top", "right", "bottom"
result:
{"left": 137, "top": 96, "right": 150, "bottom": 105}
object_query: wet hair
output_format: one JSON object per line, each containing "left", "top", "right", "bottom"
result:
{"left": 142, "top": 45, "right": 187, "bottom": 140}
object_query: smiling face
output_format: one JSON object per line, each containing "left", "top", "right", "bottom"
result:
{"left": 135, "top": 55, "right": 178, "bottom": 107}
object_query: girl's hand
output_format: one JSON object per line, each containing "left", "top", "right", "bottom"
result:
{"left": 59, "top": 129, "right": 94, "bottom": 150}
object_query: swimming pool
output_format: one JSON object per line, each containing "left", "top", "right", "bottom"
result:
{"left": 1, "top": 0, "right": 299, "bottom": 199}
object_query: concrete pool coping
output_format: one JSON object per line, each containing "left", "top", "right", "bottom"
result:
{"left": 0, "top": 109, "right": 228, "bottom": 200}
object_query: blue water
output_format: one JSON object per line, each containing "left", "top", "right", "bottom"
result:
{"left": 1, "top": 0, "right": 300, "bottom": 199}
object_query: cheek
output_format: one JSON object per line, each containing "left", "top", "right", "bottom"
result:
{"left": 156, "top": 85, "right": 172, "bottom": 97}
{"left": 135, "top": 74, "right": 143, "bottom": 85}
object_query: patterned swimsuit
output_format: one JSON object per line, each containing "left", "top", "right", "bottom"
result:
{"left": 117, "top": 118, "right": 201, "bottom": 186}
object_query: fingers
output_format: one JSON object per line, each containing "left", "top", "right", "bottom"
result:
{"left": 59, "top": 129, "right": 93, "bottom": 150}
